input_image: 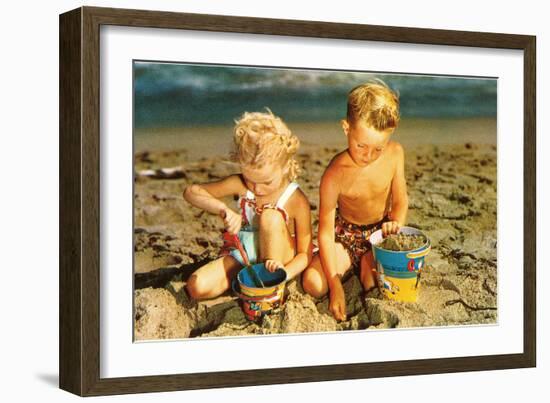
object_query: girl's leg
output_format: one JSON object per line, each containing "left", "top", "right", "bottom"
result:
{"left": 186, "top": 255, "right": 241, "bottom": 300}
{"left": 258, "top": 208, "right": 296, "bottom": 275}
{"left": 359, "top": 250, "right": 377, "bottom": 291}
{"left": 301, "top": 242, "right": 352, "bottom": 298}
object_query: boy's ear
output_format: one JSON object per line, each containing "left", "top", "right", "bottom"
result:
{"left": 341, "top": 119, "right": 350, "bottom": 137}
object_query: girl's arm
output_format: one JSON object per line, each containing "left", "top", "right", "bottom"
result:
{"left": 280, "top": 191, "right": 313, "bottom": 278}
{"left": 183, "top": 174, "right": 244, "bottom": 213}
{"left": 183, "top": 174, "right": 246, "bottom": 233}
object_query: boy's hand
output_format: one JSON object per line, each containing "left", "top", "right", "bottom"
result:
{"left": 328, "top": 277, "right": 346, "bottom": 322}
{"left": 220, "top": 208, "right": 242, "bottom": 235}
{"left": 382, "top": 220, "right": 401, "bottom": 237}
{"left": 265, "top": 259, "right": 284, "bottom": 273}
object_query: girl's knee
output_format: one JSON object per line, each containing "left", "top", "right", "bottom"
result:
{"left": 258, "top": 208, "right": 285, "bottom": 230}
{"left": 302, "top": 267, "right": 327, "bottom": 299}
{"left": 186, "top": 273, "right": 208, "bottom": 300}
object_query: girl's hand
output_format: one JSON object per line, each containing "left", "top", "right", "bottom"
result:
{"left": 220, "top": 208, "right": 242, "bottom": 235}
{"left": 382, "top": 220, "right": 401, "bottom": 237}
{"left": 265, "top": 259, "right": 284, "bottom": 273}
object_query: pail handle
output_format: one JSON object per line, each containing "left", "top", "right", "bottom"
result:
{"left": 406, "top": 244, "right": 431, "bottom": 259}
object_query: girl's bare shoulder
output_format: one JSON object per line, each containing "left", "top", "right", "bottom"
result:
{"left": 286, "top": 187, "right": 311, "bottom": 215}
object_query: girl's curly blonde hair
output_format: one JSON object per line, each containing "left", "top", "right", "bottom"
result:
{"left": 231, "top": 109, "right": 300, "bottom": 181}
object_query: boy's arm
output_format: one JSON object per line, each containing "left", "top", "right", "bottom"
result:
{"left": 318, "top": 169, "right": 346, "bottom": 321}
{"left": 384, "top": 143, "right": 408, "bottom": 235}
{"left": 183, "top": 175, "right": 245, "bottom": 233}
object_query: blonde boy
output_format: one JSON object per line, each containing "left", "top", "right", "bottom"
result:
{"left": 302, "top": 81, "right": 408, "bottom": 321}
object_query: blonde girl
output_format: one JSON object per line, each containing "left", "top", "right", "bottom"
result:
{"left": 183, "top": 110, "right": 313, "bottom": 300}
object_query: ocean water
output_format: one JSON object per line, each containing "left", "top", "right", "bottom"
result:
{"left": 134, "top": 62, "right": 497, "bottom": 130}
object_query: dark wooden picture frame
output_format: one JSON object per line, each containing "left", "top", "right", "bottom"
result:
{"left": 59, "top": 6, "right": 536, "bottom": 396}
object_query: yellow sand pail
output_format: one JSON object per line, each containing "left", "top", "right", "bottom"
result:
{"left": 232, "top": 263, "right": 287, "bottom": 321}
{"left": 370, "top": 227, "right": 431, "bottom": 303}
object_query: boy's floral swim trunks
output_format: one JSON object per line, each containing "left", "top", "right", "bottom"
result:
{"left": 334, "top": 210, "right": 387, "bottom": 269}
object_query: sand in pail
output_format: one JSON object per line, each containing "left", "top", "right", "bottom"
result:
{"left": 232, "top": 263, "right": 287, "bottom": 321}
{"left": 370, "top": 227, "right": 431, "bottom": 302}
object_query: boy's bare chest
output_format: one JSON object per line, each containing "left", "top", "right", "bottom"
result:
{"left": 338, "top": 166, "right": 393, "bottom": 202}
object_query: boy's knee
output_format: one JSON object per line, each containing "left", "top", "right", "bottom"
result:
{"left": 360, "top": 253, "right": 377, "bottom": 288}
{"left": 259, "top": 208, "right": 285, "bottom": 230}
{"left": 302, "top": 267, "right": 327, "bottom": 299}
{"left": 186, "top": 273, "right": 207, "bottom": 300}
{"left": 360, "top": 251, "right": 375, "bottom": 268}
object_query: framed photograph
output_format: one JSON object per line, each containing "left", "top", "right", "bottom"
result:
{"left": 59, "top": 6, "right": 536, "bottom": 396}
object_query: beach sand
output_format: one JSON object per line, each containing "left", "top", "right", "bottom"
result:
{"left": 133, "top": 119, "right": 497, "bottom": 340}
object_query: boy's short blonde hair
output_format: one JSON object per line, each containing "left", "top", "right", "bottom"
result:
{"left": 347, "top": 80, "right": 400, "bottom": 130}
{"left": 232, "top": 109, "right": 300, "bottom": 181}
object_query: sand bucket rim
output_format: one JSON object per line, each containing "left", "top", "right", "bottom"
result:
{"left": 236, "top": 263, "right": 287, "bottom": 294}
{"left": 370, "top": 226, "right": 430, "bottom": 254}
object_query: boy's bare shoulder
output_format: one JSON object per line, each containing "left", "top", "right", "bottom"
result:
{"left": 329, "top": 149, "right": 352, "bottom": 166}
{"left": 322, "top": 150, "right": 350, "bottom": 180}
{"left": 387, "top": 140, "right": 405, "bottom": 158}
